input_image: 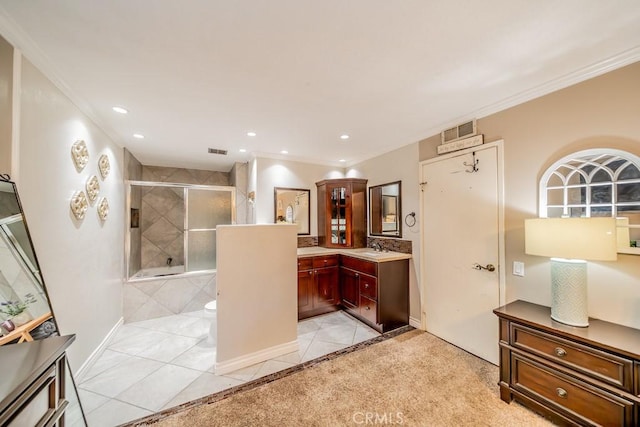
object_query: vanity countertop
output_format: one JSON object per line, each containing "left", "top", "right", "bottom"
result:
{"left": 297, "top": 246, "right": 412, "bottom": 263}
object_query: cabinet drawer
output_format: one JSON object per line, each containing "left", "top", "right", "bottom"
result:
{"left": 359, "top": 274, "right": 377, "bottom": 300}
{"left": 297, "top": 257, "right": 313, "bottom": 271}
{"left": 511, "top": 323, "right": 633, "bottom": 392}
{"left": 511, "top": 353, "right": 634, "bottom": 426}
{"left": 359, "top": 295, "right": 378, "bottom": 325}
{"left": 341, "top": 255, "right": 376, "bottom": 276}
{"left": 312, "top": 255, "right": 338, "bottom": 269}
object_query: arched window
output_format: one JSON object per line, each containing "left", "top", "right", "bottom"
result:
{"left": 540, "top": 149, "right": 640, "bottom": 253}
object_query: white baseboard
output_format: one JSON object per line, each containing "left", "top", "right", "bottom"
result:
{"left": 409, "top": 316, "right": 422, "bottom": 330}
{"left": 74, "top": 317, "right": 123, "bottom": 382}
{"left": 214, "top": 339, "right": 299, "bottom": 375}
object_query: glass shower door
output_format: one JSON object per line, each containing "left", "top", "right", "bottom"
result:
{"left": 185, "top": 188, "right": 234, "bottom": 272}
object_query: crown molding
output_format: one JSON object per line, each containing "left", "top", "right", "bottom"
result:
{"left": 0, "top": 6, "right": 124, "bottom": 148}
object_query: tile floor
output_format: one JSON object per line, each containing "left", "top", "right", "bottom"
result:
{"left": 77, "top": 310, "right": 380, "bottom": 427}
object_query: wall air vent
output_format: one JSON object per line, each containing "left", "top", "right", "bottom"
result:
{"left": 208, "top": 148, "right": 228, "bottom": 155}
{"left": 441, "top": 119, "right": 477, "bottom": 144}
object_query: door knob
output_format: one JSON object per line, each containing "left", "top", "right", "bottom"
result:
{"left": 473, "top": 263, "right": 496, "bottom": 272}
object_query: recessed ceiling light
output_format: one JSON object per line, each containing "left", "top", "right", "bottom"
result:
{"left": 281, "top": 150, "right": 288, "bottom": 154}
{"left": 133, "top": 133, "right": 144, "bottom": 139}
{"left": 339, "top": 159, "right": 346, "bottom": 163}
{"left": 340, "top": 134, "right": 350, "bottom": 140}
{"left": 239, "top": 148, "right": 247, "bottom": 153}
{"left": 247, "top": 131, "right": 257, "bottom": 137}
{"left": 112, "top": 106, "right": 128, "bottom": 114}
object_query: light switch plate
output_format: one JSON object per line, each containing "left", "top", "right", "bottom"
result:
{"left": 513, "top": 261, "right": 525, "bottom": 277}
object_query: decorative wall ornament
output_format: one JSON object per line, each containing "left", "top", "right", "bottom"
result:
{"left": 97, "top": 197, "right": 109, "bottom": 221}
{"left": 71, "top": 140, "right": 89, "bottom": 171}
{"left": 98, "top": 154, "right": 111, "bottom": 179}
{"left": 86, "top": 175, "right": 100, "bottom": 203}
{"left": 70, "top": 191, "right": 89, "bottom": 220}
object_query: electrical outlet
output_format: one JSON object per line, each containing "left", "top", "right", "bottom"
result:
{"left": 513, "top": 261, "right": 525, "bottom": 277}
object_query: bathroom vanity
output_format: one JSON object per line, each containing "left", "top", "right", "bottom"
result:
{"left": 297, "top": 248, "right": 410, "bottom": 332}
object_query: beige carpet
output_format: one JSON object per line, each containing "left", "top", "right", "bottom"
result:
{"left": 134, "top": 330, "right": 552, "bottom": 426}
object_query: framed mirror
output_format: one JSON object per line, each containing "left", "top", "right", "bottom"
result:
{"left": 369, "top": 181, "right": 402, "bottom": 238}
{"left": 274, "top": 187, "right": 310, "bottom": 235}
{"left": 0, "top": 177, "right": 87, "bottom": 425}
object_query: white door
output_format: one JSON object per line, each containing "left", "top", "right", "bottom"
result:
{"left": 420, "top": 142, "right": 503, "bottom": 365}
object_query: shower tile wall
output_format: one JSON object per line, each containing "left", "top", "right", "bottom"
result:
{"left": 141, "top": 187, "right": 184, "bottom": 269}
{"left": 123, "top": 273, "right": 216, "bottom": 322}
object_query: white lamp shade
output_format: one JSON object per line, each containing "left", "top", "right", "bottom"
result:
{"left": 525, "top": 217, "right": 617, "bottom": 261}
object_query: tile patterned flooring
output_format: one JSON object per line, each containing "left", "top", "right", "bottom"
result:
{"left": 78, "top": 310, "right": 380, "bottom": 427}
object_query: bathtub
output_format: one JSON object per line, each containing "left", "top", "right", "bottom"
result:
{"left": 131, "top": 265, "right": 185, "bottom": 279}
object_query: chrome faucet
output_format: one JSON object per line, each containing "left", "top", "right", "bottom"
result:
{"left": 166, "top": 257, "right": 173, "bottom": 266}
{"left": 371, "top": 242, "right": 382, "bottom": 252}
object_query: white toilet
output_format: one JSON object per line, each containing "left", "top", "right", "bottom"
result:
{"left": 203, "top": 300, "right": 217, "bottom": 345}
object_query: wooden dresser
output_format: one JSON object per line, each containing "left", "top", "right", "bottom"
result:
{"left": 0, "top": 335, "right": 75, "bottom": 426}
{"left": 494, "top": 300, "right": 640, "bottom": 426}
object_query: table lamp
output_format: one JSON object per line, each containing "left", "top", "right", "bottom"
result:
{"left": 524, "top": 217, "right": 617, "bottom": 327}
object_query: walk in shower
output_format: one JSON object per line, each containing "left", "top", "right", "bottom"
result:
{"left": 126, "top": 181, "right": 236, "bottom": 281}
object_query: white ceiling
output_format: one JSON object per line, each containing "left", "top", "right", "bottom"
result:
{"left": 1, "top": 1, "right": 639, "bottom": 171}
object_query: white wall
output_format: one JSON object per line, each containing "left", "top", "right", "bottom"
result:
{"left": 348, "top": 143, "right": 422, "bottom": 321}
{"left": 15, "top": 57, "right": 124, "bottom": 371}
{"left": 215, "top": 224, "right": 298, "bottom": 373}
{"left": 254, "top": 157, "right": 344, "bottom": 233}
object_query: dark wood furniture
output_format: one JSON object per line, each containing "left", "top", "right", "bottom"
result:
{"left": 297, "top": 253, "right": 409, "bottom": 332}
{"left": 0, "top": 335, "right": 75, "bottom": 426}
{"left": 297, "top": 255, "right": 340, "bottom": 320}
{"left": 494, "top": 300, "right": 640, "bottom": 426}
{"left": 339, "top": 255, "right": 409, "bottom": 332}
{"left": 316, "top": 179, "right": 367, "bottom": 248}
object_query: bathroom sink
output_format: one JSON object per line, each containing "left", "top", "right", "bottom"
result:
{"left": 358, "top": 251, "right": 389, "bottom": 257}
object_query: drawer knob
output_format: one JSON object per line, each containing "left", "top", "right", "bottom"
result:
{"left": 355, "top": 273, "right": 359, "bottom": 277}
{"left": 309, "top": 271, "right": 313, "bottom": 275}
{"left": 554, "top": 347, "right": 567, "bottom": 357}
{"left": 556, "top": 387, "right": 568, "bottom": 398}
{"left": 365, "top": 306, "right": 370, "bottom": 310}
{"left": 364, "top": 283, "right": 369, "bottom": 288}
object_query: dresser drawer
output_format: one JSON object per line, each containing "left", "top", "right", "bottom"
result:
{"left": 340, "top": 255, "right": 376, "bottom": 276}
{"left": 359, "top": 274, "right": 377, "bottom": 300}
{"left": 511, "top": 353, "right": 634, "bottom": 426}
{"left": 312, "top": 255, "right": 338, "bottom": 269}
{"left": 297, "top": 257, "right": 313, "bottom": 271}
{"left": 359, "top": 295, "right": 377, "bottom": 325}
{"left": 511, "top": 323, "right": 633, "bottom": 392}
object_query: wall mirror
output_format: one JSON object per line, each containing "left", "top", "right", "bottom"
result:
{"left": 274, "top": 187, "right": 310, "bottom": 235}
{"left": 539, "top": 149, "right": 640, "bottom": 255}
{"left": 369, "top": 181, "right": 402, "bottom": 238}
{"left": 0, "top": 177, "right": 87, "bottom": 425}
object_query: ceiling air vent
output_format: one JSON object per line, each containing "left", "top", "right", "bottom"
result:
{"left": 208, "top": 148, "right": 228, "bottom": 155}
{"left": 441, "top": 119, "right": 477, "bottom": 144}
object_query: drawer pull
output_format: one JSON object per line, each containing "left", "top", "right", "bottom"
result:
{"left": 364, "top": 283, "right": 369, "bottom": 288}
{"left": 365, "top": 306, "right": 370, "bottom": 310}
{"left": 355, "top": 273, "right": 359, "bottom": 277}
{"left": 554, "top": 347, "right": 567, "bottom": 357}
{"left": 309, "top": 271, "right": 313, "bottom": 275}
{"left": 556, "top": 387, "right": 568, "bottom": 398}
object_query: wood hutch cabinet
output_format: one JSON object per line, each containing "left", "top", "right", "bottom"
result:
{"left": 494, "top": 300, "right": 640, "bottom": 426}
{"left": 297, "top": 255, "right": 340, "bottom": 320}
{"left": 316, "top": 178, "right": 367, "bottom": 248}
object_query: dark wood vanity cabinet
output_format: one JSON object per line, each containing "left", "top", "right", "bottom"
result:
{"left": 339, "top": 256, "right": 408, "bottom": 332}
{"left": 316, "top": 178, "right": 367, "bottom": 248}
{"left": 298, "top": 255, "right": 340, "bottom": 320}
{"left": 494, "top": 301, "right": 640, "bottom": 426}
{"left": 0, "top": 335, "right": 75, "bottom": 427}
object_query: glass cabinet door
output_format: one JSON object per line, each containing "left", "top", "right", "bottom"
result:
{"left": 330, "top": 186, "right": 347, "bottom": 245}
